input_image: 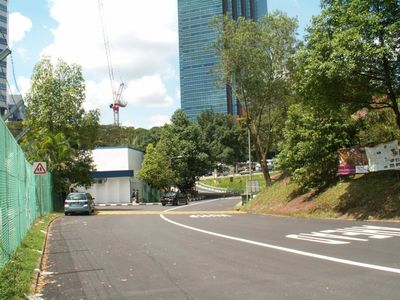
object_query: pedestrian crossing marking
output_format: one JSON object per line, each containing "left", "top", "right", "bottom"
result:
{"left": 286, "top": 225, "right": 400, "bottom": 245}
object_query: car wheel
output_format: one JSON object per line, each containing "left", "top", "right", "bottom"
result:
{"left": 162, "top": 203, "right": 166, "bottom": 206}
{"left": 64, "top": 212, "right": 69, "bottom": 216}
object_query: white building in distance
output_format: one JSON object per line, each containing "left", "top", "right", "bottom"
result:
{"left": 80, "top": 146, "right": 161, "bottom": 205}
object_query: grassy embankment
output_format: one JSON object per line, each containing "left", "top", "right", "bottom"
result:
{"left": 201, "top": 173, "right": 275, "bottom": 193}
{"left": 201, "top": 171, "right": 400, "bottom": 220}
{"left": 0, "top": 213, "right": 60, "bottom": 300}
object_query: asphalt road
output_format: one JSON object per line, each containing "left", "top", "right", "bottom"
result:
{"left": 40, "top": 196, "right": 400, "bottom": 300}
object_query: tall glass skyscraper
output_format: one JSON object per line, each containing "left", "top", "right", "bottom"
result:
{"left": 178, "top": 0, "right": 267, "bottom": 121}
{"left": 0, "top": 0, "right": 7, "bottom": 116}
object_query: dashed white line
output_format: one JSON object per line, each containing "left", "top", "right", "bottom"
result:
{"left": 190, "top": 214, "right": 232, "bottom": 218}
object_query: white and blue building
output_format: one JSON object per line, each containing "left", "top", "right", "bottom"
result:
{"left": 80, "top": 146, "right": 161, "bottom": 205}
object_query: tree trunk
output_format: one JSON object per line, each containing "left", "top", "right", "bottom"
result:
{"left": 251, "top": 127, "right": 271, "bottom": 186}
{"left": 260, "top": 158, "right": 271, "bottom": 185}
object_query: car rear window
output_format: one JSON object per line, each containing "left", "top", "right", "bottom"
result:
{"left": 67, "top": 193, "right": 86, "bottom": 200}
{"left": 164, "top": 192, "right": 177, "bottom": 197}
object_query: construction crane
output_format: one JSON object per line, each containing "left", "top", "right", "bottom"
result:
{"left": 109, "top": 82, "right": 126, "bottom": 126}
{"left": 98, "top": 0, "right": 127, "bottom": 126}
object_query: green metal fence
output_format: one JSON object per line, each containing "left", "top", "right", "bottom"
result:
{"left": 0, "top": 118, "right": 53, "bottom": 268}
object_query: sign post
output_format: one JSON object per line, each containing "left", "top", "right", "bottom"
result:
{"left": 33, "top": 162, "right": 47, "bottom": 215}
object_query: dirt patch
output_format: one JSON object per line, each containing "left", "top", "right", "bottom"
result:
{"left": 270, "top": 191, "right": 316, "bottom": 214}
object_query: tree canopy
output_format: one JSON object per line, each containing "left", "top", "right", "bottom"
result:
{"left": 277, "top": 103, "right": 356, "bottom": 190}
{"left": 137, "top": 143, "right": 173, "bottom": 191}
{"left": 197, "top": 109, "right": 246, "bottom": 166}
{"left": 296, "top": 0, "right": 400, "bottom": 127}
{"left": 22, "top": 57, "right": 99, "bottom": 193}
{"left": 214, "top": 12, "right": 298, "bottom": 185}
{"left": 138, "top": 110, "right": 211, "bottom": 193}
{"left": 95, "top": 125, "right": 162, "bottom": 150}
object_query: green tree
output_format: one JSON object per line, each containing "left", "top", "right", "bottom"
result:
{"left": 296, "top": 0, "right": 400, "bottom": 128}
{"left": 133, "top": 127, "right": 162, "bottom": 150}
{"left": 95, "top": 125, "right": 162, "bottom": 150}
{"left": 5, "top": 120, "right": 23, "bottom": 138}
{"left": 197, "top": 109, "right": 246, "bottom": 166}
{"left": 22, "top": 57, "right": 99, "bottom": 195}
{"left": 137, "top": 143, "right": 173, "bottom": 191}
{"left": 355, "top": 108, "right": 400, "bottom": 146}
{"left": 95, "top": 125, "right": 136, "bottom": 147}
{"left": 214, "top": 12, "right": 298, "bottom": 185}
{"left": 157, "top": 110, "right": 211, "bottom": 192}
{"left": 277, "top": 103, "right": 356, "bottom": 190}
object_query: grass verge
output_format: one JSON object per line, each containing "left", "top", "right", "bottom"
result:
{"left": 201, "top": 172, "right": 277, "bottom": 193}
{"left": 0, "top": 213, "right": 60, "bottom": 300}
{"left": 242, "top": 171, "right": 400, "bottom": 220}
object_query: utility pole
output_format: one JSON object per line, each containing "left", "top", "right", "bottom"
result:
{"left": 248, "top": 126, "right": 252, "bottom": 181}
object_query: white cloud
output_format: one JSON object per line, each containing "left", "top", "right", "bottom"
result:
{"left": 10, "top": 76, "right": 31, "bottom": 96}
{"left": 124, "top": 75, "right": 174, "bottom": 108}
{"left": 84, "top": 79, "right": 113, "bottom": 111}
{"left": 43, "top": 0, "right": 179, "bottom": 124}
{"left": 9, "top": 12, "right": 32, "bottom": 45}
{"left": 149, "top": 115, "right": 171, "bottom": 127}
{"left": 175, "top": 87, "right": 181, "bottom": 101}
{"left": 15, "top": 47, "right": 28, "bottom": 58}
{"left": 85, "top": 74, "right": 173, "bottom": 112}
{"left": 291, "top": 0, "right": 300, "bottom": 8}
{"left": 43, "top": 0, "right": 178, "bottom": 80}
{"left": 121, "top": 120, "right": 134, "bottom": 127}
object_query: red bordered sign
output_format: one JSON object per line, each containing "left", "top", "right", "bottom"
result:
{"left": 33, "top": 162, "right": 47, "bottom": 175}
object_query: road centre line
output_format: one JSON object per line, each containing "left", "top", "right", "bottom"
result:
{"left": 97, "top": 198, "right": 241, "bottom": 215}
{"left": 97, "top": 210, "right": 242, "bottom": 215}
{"left": 160, "top": 202, "right": 400, "bottom": 275}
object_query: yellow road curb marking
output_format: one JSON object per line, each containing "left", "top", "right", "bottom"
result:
{"left": 96, "top": 210, "right": 245, "bottom": 215}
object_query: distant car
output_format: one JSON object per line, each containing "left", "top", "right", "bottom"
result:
{"left": 160, "top": 191, "right": 188, "bottom": 206}
{"left": 64, "top": 192, "right": 95, "bottom": 216}
{"left": 239, "top": 169, "right": 250, "bottom": 175}
{"left": 267, "top": 159, "right": 274, "bottom": 171}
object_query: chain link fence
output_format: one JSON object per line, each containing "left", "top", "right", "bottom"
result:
{"left": 0, "top": 118, "right": 53, "bottom": 268}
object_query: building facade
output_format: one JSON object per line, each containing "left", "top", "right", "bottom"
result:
{"left": 0, "top": 0, "right": 6, "bottom": 116}
{"left": 178, "top": 0, "right": 267, "bottom": 121}
{"left": 79, "top": 147, "right": 161, "bottom": 204}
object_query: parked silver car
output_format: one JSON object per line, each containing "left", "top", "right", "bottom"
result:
{"left": 64, "top": 192, "right": 95, "bottom": 215}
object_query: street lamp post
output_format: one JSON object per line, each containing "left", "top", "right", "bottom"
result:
{"left": 248, "top": 126, "right": 252, "bottom": 182}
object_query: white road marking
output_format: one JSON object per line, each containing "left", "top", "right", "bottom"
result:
{"left": 288, "top": 225, "right": 400, "bottom": 245}
{"left": 190, "top": 214, "right": 232, "bottom": 218}
{"left": 163, "top": 197, "right": 237, "bottom": 212}
{"left": 160, "top": 203, "right": 400, "bottom": 275}
{"left": 286, "top": 232, "right": 369, "bottom": 245}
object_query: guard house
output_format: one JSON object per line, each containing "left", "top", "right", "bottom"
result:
{"left": 82, "top": 146, "right": 160, "bottom": 204}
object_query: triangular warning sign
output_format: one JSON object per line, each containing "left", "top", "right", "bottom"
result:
{"left": 33, "top": 162, "right": 47, "bottom": 175}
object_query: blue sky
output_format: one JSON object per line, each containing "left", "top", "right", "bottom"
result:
{"left": 8, "top": 0, "right": 321, "bottom": 129}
